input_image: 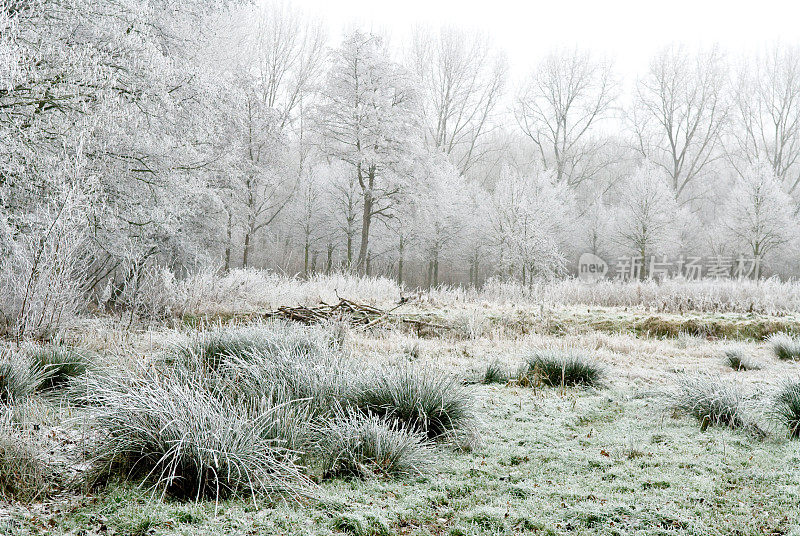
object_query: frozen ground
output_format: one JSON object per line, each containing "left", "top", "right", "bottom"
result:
{"left": 3, "top": 304, "right": 800, "bottom": 536}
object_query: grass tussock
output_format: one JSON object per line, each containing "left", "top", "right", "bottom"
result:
{"left": 173, "top": 322, "right": 337, "bottom": 370}
{"left": 0, "top": 344, "right": 92, "bottom": 403}
{"left": 26, "top": 343, "right": 92, "bottom": 391}
{"left": 0, "top": 350, "right": 48, "bottom": 403}
{"left": 769, "top": 333, "right": 800, "bottom": 361}
{"left": 482, "top": 360, "right": 509, "bottom": 385}
{"left": 516, "top": 350, "right": 603, "bottom": 388}
{"left": 668, "top": 374, "right": 764, "bottom": 437}
{"left": 80, "top": 364, "right": 312, "bottom": 502}
{"left": 80, "top": 323, "right": 478, "bottom": 499}
{"left": 318, "top": 411, "right": 432, "bottom": 478}
{"left": 724, "top": 347, "right": 760, "bottom": 371}
{"left": 771, "top": 379, "right": 800, "bottom": 439}
{"left": 0, "top": 419, "right": 48, "bottom": 502}
{"left": 353, "top": 365, "right": 476, "bottom": 442}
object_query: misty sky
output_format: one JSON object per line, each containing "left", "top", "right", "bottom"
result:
{"left": 295, "top": 0, "right": 800, "bottom": 82}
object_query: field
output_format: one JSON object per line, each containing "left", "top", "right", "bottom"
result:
{"left": 2, "top": 274, "right": 800, "bottom": 536}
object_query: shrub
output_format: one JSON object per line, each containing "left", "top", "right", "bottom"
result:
{"left": 724, "top": 347, "right": 760, "bottom": 371}
{"left": 517, "top": 350, "right": 603, "bottom": 388}
{"left": 771, "top": 378, "right": 800, "bottom": 439}
{"left": 318, "top": 411, "right": 431, "bottom": 478}
{"left": 81, "top": 364, "right": 311, "bottom": 501}
{"left": 768, "top": 333, "right": 800, "bottom": 361}
{"left": 353, "top": 365, "right": 475, "bottom": 441}
{"left": 667, "top": 374, "right": 763, "bottom": 435}
{"left": 0, "top": 418, "right": 48, "bottom": 502}
{"left": 482, "top": 360, "right": 508, "bottom": 385}
{"left": 26, "top": 344, "right": 91, "bottom": 391}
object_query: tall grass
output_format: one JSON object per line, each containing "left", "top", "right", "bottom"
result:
{"left": 172, "top": 269, "right": 403, "bottom": 316}
{"left": 168, "top": 270, "right": 800, "bottom": 319}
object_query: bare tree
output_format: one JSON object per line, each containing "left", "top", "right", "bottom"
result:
{"left": 631, "top": 46, "right": 728, "bottom": 203}
{"left": 408, "top": 27, "right": 507, "bottom": 175}
{"left": 250, "top": 1, "right": 326, "bottom": 128}
{"left": 515, "top": 49, "right": 617, "bottom": 187}
{"left": 730, "top": 44, "right": 800, "bottom": 193}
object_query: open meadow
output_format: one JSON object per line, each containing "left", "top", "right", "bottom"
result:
{"left": 2, "top": 274, "right": 800, "bottom": 536}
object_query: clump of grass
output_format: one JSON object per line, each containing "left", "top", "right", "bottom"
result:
{"left": 26, "top": 344, "right": 91, "bottom": 391}
{"left": 517, "top": 350, "right": 603, "bottom": 388}
{"left": 768, "top": 333, "right": 800, "bottom": 361}
{"left": 353, "top": 365, "right": 475, "bottom": 441}
{"left": 174, "top": 323, "right": 336, "bottom": 371}
{"left": 80, "top": 364, "right": 312, "bottom": 501}
{"left": 724, "top": 347, "right": 760, "bottom": 371}
{"left": 771, "top": 378, "right": 800, "bottom": 439}
{"left": 0, "top": 350, "right": 48, "bottom": 403}
{"left": 482, "top": 360, "right": 508, "bottom": 385}
{"left": 668, "top": 374, "right": 763, "bottom": 436}
{"left": 318, "top": 410, "right": 431, "bottom": 478}
{"left": 0, "top": 419, "right": 48, "bottom": 502}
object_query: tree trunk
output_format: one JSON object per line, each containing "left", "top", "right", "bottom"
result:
{"left": 346, "top": 232, "right": 353, "bottom": 268}
{"left": 224, "top": 212, "right": 232, "bottom": 272}
{"left": 357, "top": 165, "right": 376, "bottom": 274}
{"left": 326, "top": 244, "right": 334, "bottom": 275}
{"left": 357, "top": 189, "right": 373, "bottom": 273}
{"left": 242, "top": 225, "right": 253, "bottom": 268}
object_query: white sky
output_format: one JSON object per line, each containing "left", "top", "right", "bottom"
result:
{"left": 294, "top": 0, "right": 800, "bottom": 82}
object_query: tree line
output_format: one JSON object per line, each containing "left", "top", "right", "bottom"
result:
{"left": 2, "top": 0, "right": 800, "bottom": 316}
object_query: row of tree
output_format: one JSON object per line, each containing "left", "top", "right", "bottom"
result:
{"left": 2, "top": 0, "right": 800, "bottom": 315}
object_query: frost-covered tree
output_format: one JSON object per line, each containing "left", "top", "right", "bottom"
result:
{"left": 612, "top": 164, "right": 681, "bottom": 277}
{"left": 719, "top": 162, "right": 796, "bottom": 278}
{"left": 0, "top": 0, "right": 234, "bottom": 326}
{"left": 410, "top": 158, "right": 471, "bottom": 286}
{"left": 314, "top": 31, "right": 421, "bottom": 272}
{"left": 408, "top": 27, "right": 507, "bottom": 175}
{"left": 731, "top": 44, "right": 800, "bottom": 193}
{"left": 489, "top": 166, "right": 575, "bottom": 281}
{"left": 631, "top": 46, "right": 728, "bottom": 203}
{"left": 515, "top": 49, "right": 617, "bottom": 187}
